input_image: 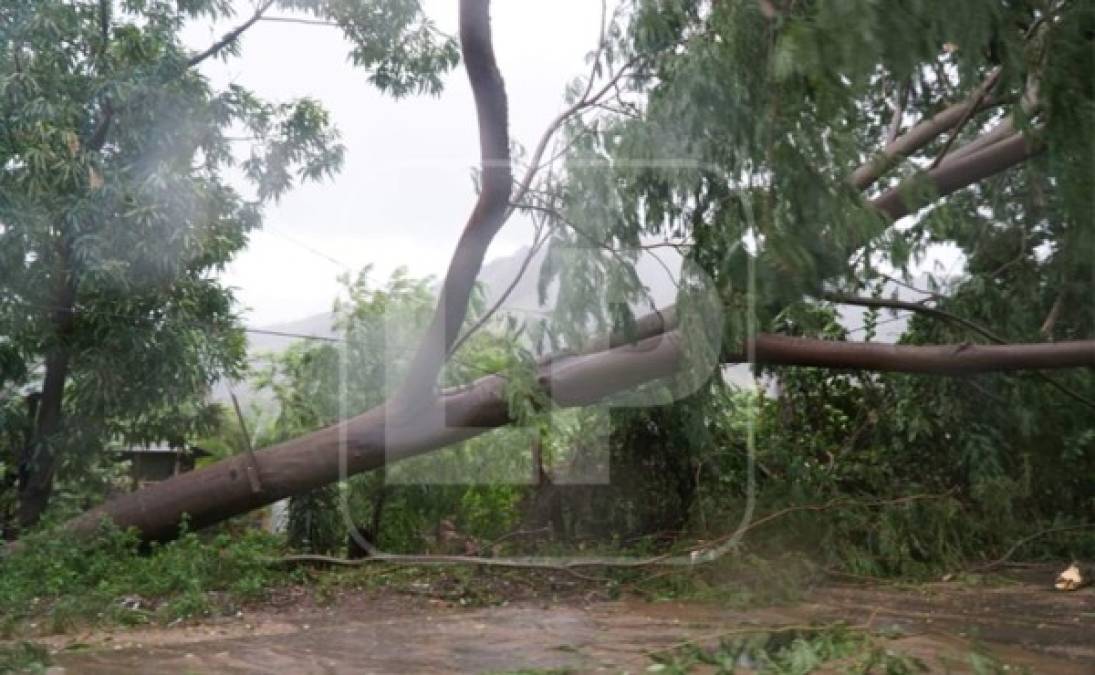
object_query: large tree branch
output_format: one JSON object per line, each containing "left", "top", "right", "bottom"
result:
{"left": 738, "top": 334, "right": 1094, "bottom": 375}
{"left": 390, "top": 0, "right": 511, "bottom": 412}
{"left": 824, "top": 293, "right": 1095, "bottom": 410}
{"left": 849, "top": 68, "right": 1002, "bottom": 191}
{"left": 871, "top": 131, "right": 1039, "bottom": 221}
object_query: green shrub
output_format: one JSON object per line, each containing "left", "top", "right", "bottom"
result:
{"left": 0, "top": 520, "right": 292, "bottom": 631}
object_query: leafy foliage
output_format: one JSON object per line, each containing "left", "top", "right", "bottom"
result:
{"left": 0, "top": 520, "right": 290, "bottom": 633}
{"left": 277, "top": 0, "right": 460, "bottom": 97}
{"left": 648, "top": 625, "right": 929, "bottom": 674}
{"left": 0, "top": 0, "right": 460, "bottom": 527}
{"left": 255, "top": 268, "right": 533, "bottom": 553}
{"left": 522, "top": 0, "right": 1093, "bottom": 572}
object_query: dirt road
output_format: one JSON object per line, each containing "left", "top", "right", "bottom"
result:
{"left": 40, "top": 566, "right": 1095, "bottom": 673}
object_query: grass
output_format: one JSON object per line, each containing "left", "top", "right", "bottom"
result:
{"left": 643, "top": 622, "right": 1041, "bottom": 675}
{"left": 647, "top": 624, "right": 925, "bottom": 674}
{"left": 0, "top": 519, "right": 298, "bottom": 636}
{"left": 0, "top": 641, "right": 50, "bottom": 674}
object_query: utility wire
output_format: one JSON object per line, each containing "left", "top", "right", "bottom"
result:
{"left": 1, "top": 297, "right": 341, "bottom": 343}
{"left": 258, "top": 16, "right": 340, "bottom": 27}
{"left": 264, "top": 225, "right": 356, "bottom": 272}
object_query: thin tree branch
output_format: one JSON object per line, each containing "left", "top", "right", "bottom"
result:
{"left": 447, "top": 223, "right": 551, "bottom": 359}
{"left": 187, "top": 0, "right": 277, "bottom": 68}
{"left": 229, "top": 390, "right": 264, "bottom": 494}
{"left": 885, "top": 79, "right": 910, "bottom": 144}
{"left": 928, "top": 67, "right": 1003, "bottom": 169}
{"left": 877, "top": 272, "right": 947, "bottom": 302}
{"left": 508, "top": 55, "right": 640, "bottom": 216}
{"left": 822, "top": 293, "right": 1008, "bottom": 344}
{"left": 1040, "top": 292, "right": 1064, "bottom": 339}
{"left": 965, "top": 523, "right": 1094, "bottom": 574}
{"left": 258, "top": 15, "right": 340, "bottom": 27}
{"left": 273, "top": 492, "right": 955, "bottom": 574}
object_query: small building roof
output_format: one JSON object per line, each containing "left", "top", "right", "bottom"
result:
{"left": 116, "top": 443, "right": 210, "bottom": 458}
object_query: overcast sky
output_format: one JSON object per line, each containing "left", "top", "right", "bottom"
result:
{"left": 182, "top": 1, "right": 604, "bottom": 326}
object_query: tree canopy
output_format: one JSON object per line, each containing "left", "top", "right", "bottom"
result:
{"left": 0, "top": 0, "right": 459, "bottom": 530}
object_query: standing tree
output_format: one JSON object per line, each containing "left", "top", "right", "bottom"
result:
{"left": 34, "top": 0, "right": 1095, "bottom": 547}
{"left": 523, "top": 0, "right": 1095, "bottom": 535}
{"left": 0, "top": 0, "right": 458, "bottom": 530}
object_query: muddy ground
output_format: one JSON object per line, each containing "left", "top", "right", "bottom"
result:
{"left": 25, "top": 564, "right": 1095, "bottom": 673}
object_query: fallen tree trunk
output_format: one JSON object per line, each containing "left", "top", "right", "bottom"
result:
{"left": 61, "top": 331, "right": 1093, "bottom": 542}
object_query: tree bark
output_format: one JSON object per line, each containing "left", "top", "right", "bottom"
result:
{"left": 871, "top": 132, "right": 1038, "bottom": 221}
{"left": 17, "top": 262, "right": 76, "bottom": 529}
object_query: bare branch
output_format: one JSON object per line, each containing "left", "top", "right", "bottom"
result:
{"left": 447, "top": 223, "right": 551, "bottom": 359}
{"left": 884, "top": 79, "right": 910, "bottom": 144}
{"left": 928, "top": 67, "right": 1003, "bottom": 169}
{"left": 1040, "top": 292, "right": 1064, "bottom": 339}
{"left": 509, "top": 55, "right": 640, "bottom": 214}
{"left": 822, "top": 292, "right": 1007, "bottom": 343}
{"left": 737, "top": 333, "right": 1095, "bottom": 375}
{"left": 876, "top": 272, "right": 947, "bottom": 302}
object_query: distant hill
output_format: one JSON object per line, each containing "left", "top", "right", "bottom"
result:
{"left": 246, "top": 244, "right": 683, "bottom": 354}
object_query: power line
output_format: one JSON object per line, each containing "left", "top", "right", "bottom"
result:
{"left": 258, "top": 16, "right": 340, "bottom": 27}
{"left": 1, "top": 297, "right": 341, "bottom": 344}
{"left": 264, "top": 225, "right": 356, "bottom": 272}
{"left": 846, "top": 312, "right": 910, "bottom": 335}
{"left": 242, "top": 327, "right": 340, "bottom": 343}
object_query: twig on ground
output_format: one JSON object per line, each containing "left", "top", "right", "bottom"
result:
{"left": 641, "top": 620, "right": 876, "bottom": 662}
{"left": 965, "top": 523, "right": 1094, "bottom": 574}
{"left": 270, "top": 492, "right": 955, "bottom": 575}
{"left": 705, "top": 491, "right": 956, "bottom": 549}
